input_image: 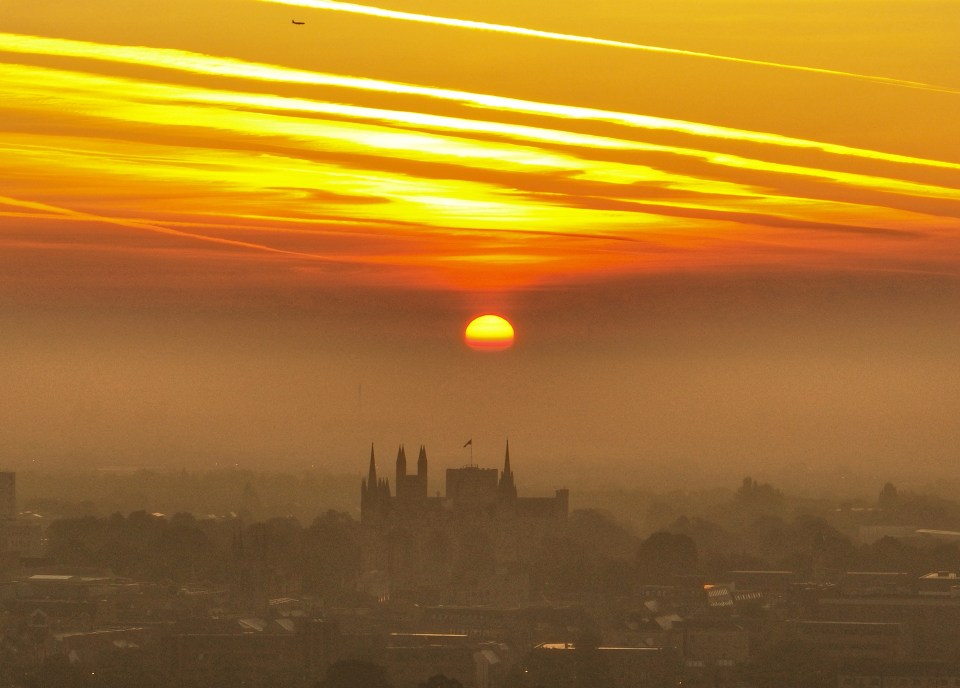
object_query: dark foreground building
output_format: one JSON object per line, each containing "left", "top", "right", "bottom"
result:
{"left": 518, "top": 643, "right": 679, "bottom": 688}
{"left": 163, "top": 618, "right": 341, "bottom": 688}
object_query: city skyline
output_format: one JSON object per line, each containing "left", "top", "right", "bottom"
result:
{"left": 1, "top": 0, "right": 958, "bottom": 481}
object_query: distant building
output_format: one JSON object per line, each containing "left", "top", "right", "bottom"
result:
{"left": 2, "top": 572, "right": 171, "bottom": 626}
{"left": 838, "top": 660, "right": 960, "bottom": 687}
{"left": 359, "top": 442, "right": 568, "bottom": 604}
{"left": 411, "top": 605, "right": 520, "bottom": 642}
{"left": 728, "top": 570, "right": 797, "bottom": 594}
{"left": 520, "top": 643, "right": 679, "bottom": 688}
{"left": 163, "top": 618, "right": 340, "bottom": 688}
{"left": 813, "top": 594, "right": 960, "bottom": 661}
{"left": 0, "top": 471, "right": 15, "bottom": 519}
{"left": 839, "top": 571, "right": 912, "bottom": 597}
{"left": 0, "top": 472, "right": 43, "bottom": 558}
{"left": 0, "top": 519, "right": 43, "bottom": 557}
{"left": 384, "top": 634, "right": 477, "bottom": 688}
{"left": 51, "top": 626, "right": 157, "bottom": 665}
{"left": 917, "top": 570, "right": 960, "bottom": 596}
{"left": 376, "top": 633, "right": 517, "bottom": 688}
{"left": 681, "top": 616, "right": 750, "bottom": 673}
{"left": 788, "top": 620, "right": 910, "bottom": 661}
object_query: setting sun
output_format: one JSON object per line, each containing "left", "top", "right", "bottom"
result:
{"left": 464, "top": 314, "right": 515, "bottom": 351}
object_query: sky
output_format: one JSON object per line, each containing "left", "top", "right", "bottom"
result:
{"left": 1, "top": 0, "right": 959, "bottom": 491}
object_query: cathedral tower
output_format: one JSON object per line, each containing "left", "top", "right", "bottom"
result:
{"left": 396, "top": 444, "right": 407, "bottom": 494}
{"left": 361, "top": 444, "right": 391, "bottom": 524}
{"left": 395, "top": 444, "right": 428, "bottom": 504}
{"left": 416, "top": 445, "right": 428, "bottom": 498}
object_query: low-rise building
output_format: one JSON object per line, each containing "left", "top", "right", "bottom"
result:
{"left": 788, "top": 620, "right": 909, "bottom": 661}
{"left": 163, "top": 618, "right": 341, "bottom": 688}
{"left": 519, "top": 643, "right": 679, "bottom": 688}
{"left": 813, "top": 594, "right": 960, "bottom": 661}
{"left": 838, "top": 660, "right": 960, "bottom": 687}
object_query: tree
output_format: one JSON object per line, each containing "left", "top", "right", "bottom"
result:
{"left": 878, "top": 482, "right": 899, "bottom": 510}
{"left": 865, "top": 535, "right": 915, "bottom": 573}
{"left": 302, "top": 511, "right": 361, "bottom": 602}
{"left": 636, "top": 531, "right": 698, "bottom": 584}
{"left": 529, "top": 509, "right": 640, "bottom": 597}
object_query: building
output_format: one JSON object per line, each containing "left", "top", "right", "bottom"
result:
{"left": 0, "top": 472, "right": 44, "bottom": 558}
{"left": 677, "top": 616, "right": 750, "bottom": 686}
{"left": 383, "top": 634, "right": 478, "bottom": 688}
{"left": 163, "top": 618, "right": 341, "bottom": 688}
{"left": 0, "top": 518, "right": 43, "bottom": 557}
{"left": 359, "top": 442, "right": 568, "bottom": 604}
{"left": 837, "top": 660, "right": 960, "bottom": 687}
{"left": 0, "top": 471, "right": 15, "bottom": 519}
{"left": 788, "top": 620, "right": 910, "bottom": 661}
{"left": 839, "top": 571, "right": 912, "bottom": 597}
{"left": 51, "top": 626, "right": 158, "bottom": 665}
{"left": 811, "top": 594, "right": 960, "bottom": 661}
{"left": 728, "top": 570, "right": 797, "bottom": 594}
{"left": 917, "top": 570, "right": 960, "bottom": 596}
{"left": 519, "top": 643, "right": 679, "bottom": 688}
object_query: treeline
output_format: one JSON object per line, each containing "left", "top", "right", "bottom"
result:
{"left": 18, "top": 469, "right": 357, "bottom": 522}
{"left": 40, "top": 477, "right": 960, "bottom": 600}
{"left": 45, "top": 510, "right": 362, "bottom": 602}
{"left": 534, "top": 478, "right": 960, "bottom": 597}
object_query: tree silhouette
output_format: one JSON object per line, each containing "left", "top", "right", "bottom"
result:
{"left": 419, "top": 674, "right": 464, "bottom": 688}
{"left": 878, "top": 482, "right": 899, "bottom": 510}
{"left": 636, "top": 531, "right": 698, "bottom": 584}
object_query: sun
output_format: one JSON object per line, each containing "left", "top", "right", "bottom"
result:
{"left": 464, "top": 314, "right": 515, "bottom": 351}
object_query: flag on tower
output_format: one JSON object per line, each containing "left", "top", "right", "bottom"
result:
{"left": 463, "top": 439, "right": 472, "bottom": 448}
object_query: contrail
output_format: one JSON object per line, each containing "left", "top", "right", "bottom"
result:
{"left": 260, "top": 0, "right": 955, "bottom": 94}
{"left": 3, "top": 33, "right": 958, "bottom": 175}
{"left": 0, "top": 195, "right": 345, "bottom": 262}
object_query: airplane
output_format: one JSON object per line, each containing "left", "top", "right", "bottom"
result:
{"left": 291, "top": 19, "right": 305, "bottom": 25}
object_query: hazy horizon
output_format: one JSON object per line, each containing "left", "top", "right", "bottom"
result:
{"left": 3, "top": 269, "right": 958, "bottom": 485}
{"left": 2, "top": 0, "right": 958, "bottom": 486}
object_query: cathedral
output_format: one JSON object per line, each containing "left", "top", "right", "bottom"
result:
{"left": 359, "top": 442, "right": 568, "bottom": 605}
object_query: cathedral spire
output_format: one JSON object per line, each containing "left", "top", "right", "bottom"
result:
{"left": 368, "top": 443, "right": 377, "bottom": 485}
{"left": 499, "top": 439, "right": 516, "bottom": 499}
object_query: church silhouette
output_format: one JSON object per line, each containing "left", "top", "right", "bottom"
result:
{"left": 360, "top": 442, "right": 568, "bottom": 605}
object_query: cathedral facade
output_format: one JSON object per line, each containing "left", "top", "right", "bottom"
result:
{"left": 359, "top": 442, "right": 568, "bottom": 605}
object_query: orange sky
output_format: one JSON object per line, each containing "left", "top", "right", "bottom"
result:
{"left": 3, "top": 0, "right": 960, "bottom": 291}
{"left": 1, "top": 0, "right": 959, "bottom": 485}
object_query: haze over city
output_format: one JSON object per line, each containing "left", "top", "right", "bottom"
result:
{"left": 2, "top": 0, "right": 959, "bottom": 488}
{"left": 6, "top": 4, "right": 960, "bottom": 688}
